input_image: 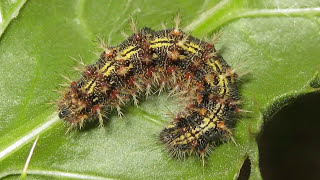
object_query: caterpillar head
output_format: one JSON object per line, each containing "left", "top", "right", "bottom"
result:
{"left": 57, "top": 83, "right": 88, "bottom": 126}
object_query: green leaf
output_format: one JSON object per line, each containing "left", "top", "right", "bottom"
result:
{"left": 0, "top": 0, "right": 27, "bottom": 37}
{"left": 0, "top": 0, "right": 319, "bottom": 179}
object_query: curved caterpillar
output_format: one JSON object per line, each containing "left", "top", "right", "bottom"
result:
{"left": 57, "top": 20, "right": 240, "bottom": 160}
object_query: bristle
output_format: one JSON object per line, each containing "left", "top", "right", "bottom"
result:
{"left": 58, "top": 83, "right": 69, "bottom": 87}
{"left": 173, "top": 13, "right": 181, "bottom": 33}
{"left": 145, "top": 84, "right": 152, "bottom": 97}
{"left": 116, "top": 94, "right": 125, "bottom": 105}
{"left": 167, "top": 85, "right": 179, "bottom": 98}
{"left": 65, "top": 124, "right": 75, "bottom": 134}
{"left": 132, "top": 94, "right": 139, "bottom": 106}
{"left": 212, "top": 30, "right": 222, "bottom": 44}
{"left": 237, "top": 109, "right": 253, "bottom": 113}
{"left": 157, "top": 81, "right": 166, "bottom": 95}
{"left": 116, "top": 105, "right": 124, "bottom": 117}
{"left": 57, "top": 25, "right": 241, "bottom": 166}
{"left": 130, "top": 18, "right": 138, "bottom": 34}
{"left": 121, "top": 31, "right": 129, "bottom": 39}
{"left": 161, "top": 22, "right": 167, "bottom": 29}
{"left": 97, "top": 109, "right": 104, "bottom": 127}
{"left": 133, "top": 82, "right": 143, "bottom": 92}
{"left": 52, "top": 89, "right": 64, "bottom": 94}
{"left": 59, "top": 74, "right": 72, "bottom": 82}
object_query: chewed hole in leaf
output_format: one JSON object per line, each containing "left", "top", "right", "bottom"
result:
{"left": 258, "top": 92, "right": 320, "bottom": 180}
{"left": 237, "top": 157, "right": 251, "bottom": 180}
{"left": 309, "top": 72, "right": 320, "bottom": 89}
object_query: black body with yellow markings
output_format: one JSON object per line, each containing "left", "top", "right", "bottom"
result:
{"left": 57, "top": 27, "right": 239, "bottom": 159}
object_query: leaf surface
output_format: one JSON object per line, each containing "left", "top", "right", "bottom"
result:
{"left": 0, "top": 0, "right": 319, "bottom": 179}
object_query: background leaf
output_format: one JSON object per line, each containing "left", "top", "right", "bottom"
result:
{"left": 0, "top": 0, "right": 319, "bottom": 179}
{"left": 0, "top": 0, "right": 27, "bottom": 37}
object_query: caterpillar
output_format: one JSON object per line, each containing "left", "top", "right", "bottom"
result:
{"left": 57, "top": 18, "right": 240, "bottom": 161}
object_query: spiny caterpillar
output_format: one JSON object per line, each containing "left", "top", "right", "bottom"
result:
{"left": 57, "top": 18, "right": 240, "bottom": 161}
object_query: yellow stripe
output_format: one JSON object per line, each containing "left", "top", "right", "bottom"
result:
{"left": 224, "top": 78, "right": 230, "bottom": 94}
{"left": 217, "top": 75, "right": 230, "bottom": 95}
{"left": 188, "top": 42, "right": 201, "bottom": 50}
{"left": 194, "top": 121, "right": 216, "bottom": 138}
{"left": 215, "top": 60, "right": 222, "bottom": 71}
{"left": 202, "top": 122, "right": 216, "bottom": 135}
{"left": 150, "top": 37, "right": 171, "bottom": 43}
{"left": 150, "top": 43, "right": 173, "bottom": 49}
{"left": 218, "top": 75, "right": 225, "bottom": 86}
{"left": 186, "top": 132, "right": 191, "bottom": 137}
{"left": 198, "top": 122, "right": 216, "bottom": 137}
{"left": 217, "top": 104, "right": 225, "bottom": 116}
{"left": 179, "top": 55, "right": 186, "bottom": 59}
{"left": 208, "top": 122, "right": 216, "bottom": 129}
{"left": 200, "top": 118, "right": 210, "bottom": 128}
{"left": 209, "top": 113, "right": 215, "bottom": 119}
{"left": 207, "top": 59, "right": 217, "bottom": 71}
{"left": 88, "top": 81, "right": 96, "bottom": 94}
{"left": 176, "top": 140, "right": 188, "bottom": 145}
{"left": 120, "top": 45, "right": 136, "bottom": 56}
{"left": 179, "top": 135, "right": 185, "bottom": 140}
{"left": 166, "top": 124, "right": 175, "bottom": 128}
{"left": 213, "top": 103, "right": 222, "bottom": 114}
{"left": 84, "top": 80, "right": 93, "bottom": 89}
{"left": 101, "top": 61, "right": 111, "bottom": 72}
{"left": 218, "top": 75, "right": 226, "bottom": 95}
{"left": 195, "top": 133, "right": 200, "bottom": 138}
{"left": 128, "top": 63, "right": 133, "bottom": 70}
{"left": 186, "top": 136, "right": 194, "bottom": 142}
{"left": 202, "top": 127, "right": 210, "bottom": 134}
{"left": 123, "top": 51, "right": 138, "bottom": 60}
{"left": 103, "top": 66, "right": 115, "bottom": 76}
{"left": 178, "top": 43, "right": 197, "bottom": 54}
